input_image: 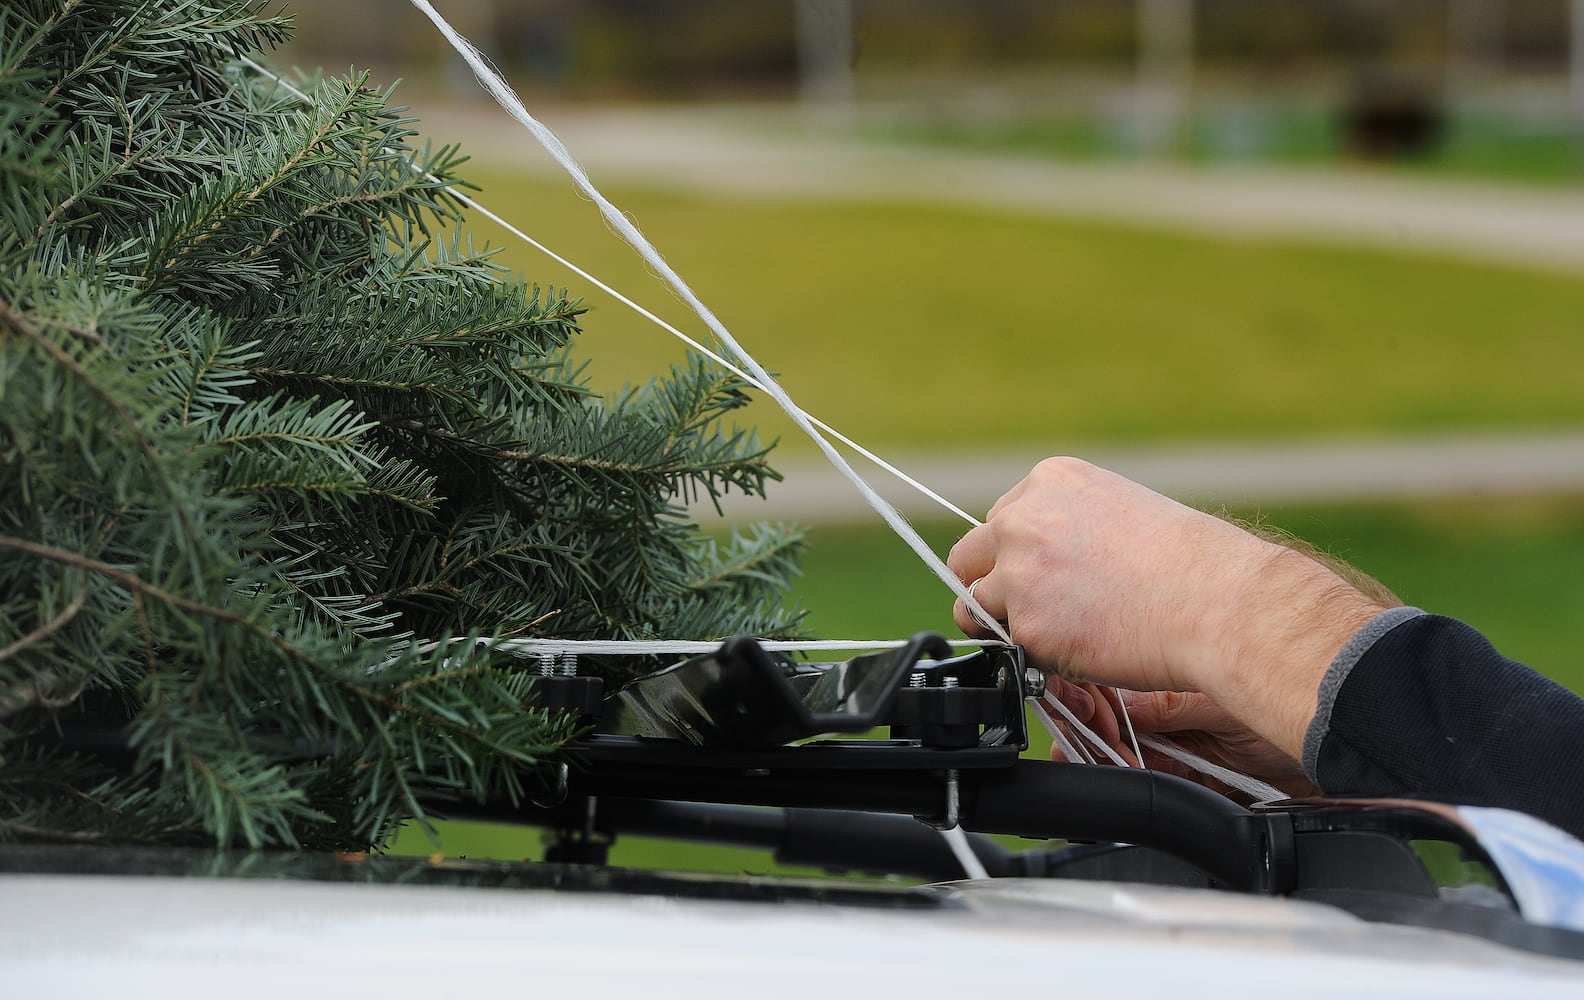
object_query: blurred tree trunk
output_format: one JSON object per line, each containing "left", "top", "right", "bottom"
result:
{"left": 795, "top": 0, "right": 855, "bottom": 126}
{"left": 1572, "top": 0, "right": 1584, "bottom": 139}
{"left": 1447, "top": 0, "right": 1499, "bottom": 101}
{"left": 1137, "top": 0, "right": 1194, "bottom": 157}
{"left": 441, "top": 0, "right": 499, "bottom": 96}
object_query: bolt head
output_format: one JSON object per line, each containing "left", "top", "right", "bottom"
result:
{"left": 1023, "top": 667, "right": 1046, "bottom": 697}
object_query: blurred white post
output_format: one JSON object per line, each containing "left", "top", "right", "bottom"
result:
{"left": 1136, "top": 0, "right": 1193, "bottom": 158}
{"left": 1447, "top": 0, "right": 1498, "bottom": 93}
{"left": 442, "top": 0, "right": 498, "bottom": 97}
{"left": 795, "top": 0, "right": 855, "bottom": 127}
{"left": 1572, "top": 0, "right": 1584, "bottom": 137}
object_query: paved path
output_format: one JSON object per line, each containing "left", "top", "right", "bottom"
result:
{"left": 416, "top": 104, "right": 1584, "bottom": 518}
{"left": 702, "top": 432, "right": 1584, "bottom": 522}
{"left": 434, "top": 103, "right": 1584, "bottom": 274}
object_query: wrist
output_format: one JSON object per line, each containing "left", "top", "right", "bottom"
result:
{"left": 1197, "top": 547, "right": 1392, "bottom": 760}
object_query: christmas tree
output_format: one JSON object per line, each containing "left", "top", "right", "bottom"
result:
{"left": 0, "top": 0, "right": 803, "bottom": 849}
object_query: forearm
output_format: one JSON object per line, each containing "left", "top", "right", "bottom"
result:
{"left": 1190, "top": 547, "right": 1392, "bottom": 763}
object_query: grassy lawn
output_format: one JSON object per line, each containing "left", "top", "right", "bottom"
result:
{"left": 871, "top": 110, "right": 1584, "bottom": 187}
{"left": 451, "top": 172, "right": 1584, "bottom": 454}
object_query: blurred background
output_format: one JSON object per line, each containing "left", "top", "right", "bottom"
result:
{"left": 260, "top": 1, "right": 1584, "bottom": 861}
{"left": 277, "top": 0, "right": 1584, "bottom": 174}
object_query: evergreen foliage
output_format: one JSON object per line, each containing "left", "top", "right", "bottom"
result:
{"left": 0, "top": 0, "right": 802, "bottom": 849}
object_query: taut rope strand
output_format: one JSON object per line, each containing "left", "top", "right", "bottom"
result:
{"left": 237, "top": 57, "right": 979, "bottom": 528}
{"left": 250, "top": 20, "right": 1282, "bottom": 801}
{"left": 403, "top": 0, "right": 1009, "bottom": 644}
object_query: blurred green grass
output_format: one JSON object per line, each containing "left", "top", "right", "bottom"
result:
{"left": 870, "top": 110, "right": 1584, "bottom": 186}
{"left": 455, "top": 173, "right": 1584, "bottom": 453}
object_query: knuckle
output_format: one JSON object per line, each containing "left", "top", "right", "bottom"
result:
{"left": 1032, "top": 456, "right": 1083, "bottom": 482}
{"left": 1034, "top": 455, "right": 1094, "bottom": 478}
{"left": 1153, "top": 690, "right": 1200, "bottom": 725}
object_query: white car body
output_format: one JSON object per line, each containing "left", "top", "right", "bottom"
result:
{"left": 5, "top": 863, "right": 1582, "bottom": 999}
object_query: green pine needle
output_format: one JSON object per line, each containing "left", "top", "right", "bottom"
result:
{"left": 0, "top": 0, "right": 804, "bottom": 850}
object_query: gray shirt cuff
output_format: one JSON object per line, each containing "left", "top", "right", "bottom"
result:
{"left": 1301, "top": 606, "right": 1427, "bottom": 781}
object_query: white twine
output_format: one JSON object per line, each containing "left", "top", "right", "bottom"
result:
{"left": 404, "top": 0, "right": 1009, "bottom": 645}
{"left": 235, "top": 59, "right": 979, "bottom": 529}
{"left": 248, "top": 20, "right": 1283, "bottom": 819}
{"left": 1028, "top": 695, "right": 1094, "bottom": 765}
{"left": 1041, "top": 692, "right": 1132, "bottom": 768}
{"left": 1031, "top": 690, "right": 1287, "bottom": 805}
{"left": 1137, "top": 734, "right": 1285, "bottom": 803}
{"left": 1118, "top": 690, "right": 1145, "bottom": 766}
{"left": 480, "top": 637, "right": 1000, "bottom": 657}
{"left": 941, "top": 825, "right": 991, "bottom": 880}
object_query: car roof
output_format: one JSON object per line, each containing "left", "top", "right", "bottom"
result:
{"left": 5, "top": 866, "right": 1582, "bottom": 998}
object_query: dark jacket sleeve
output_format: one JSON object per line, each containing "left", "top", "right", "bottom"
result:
{"left": 1309, "top": 612, "right": 1584, "bottom": 841}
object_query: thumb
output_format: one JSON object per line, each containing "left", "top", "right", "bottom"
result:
{"left": 1118, "top": 689, "right": 1234, "bottom": 735}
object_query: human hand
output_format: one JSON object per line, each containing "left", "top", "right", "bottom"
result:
{"left": 948, "top": 458, "right": 1390, "bottom": 761}
{"left": 1042, "top": 677, "right": 1320, "bottom": 800}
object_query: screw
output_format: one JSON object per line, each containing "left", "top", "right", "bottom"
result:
{"left": 1024, "top": 667, "right": 1045, "bottom": 697}
{"left": 909, "top": 671, "right": 927, "bottom": 687}
{"left": 942, "top": 676, "right": 960, "bottom": 689}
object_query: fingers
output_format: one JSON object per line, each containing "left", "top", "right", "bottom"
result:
{"left": 946, "top": 522, "right": 995, "bottom": 583}
{"left": 1116, "top": 689, "right": 1236, "bottom": 735}
{"left": 1045, "top": 718, "right": 1139, "bottom": 768}
{"left": 952, "top": 571, "right": 1008, "bottom": 638}
{"left": 946, "top": 472, "right": 1037, "bottom": 634}
{"left": 983, "top": 471, "right": 1032, "bottom": 521}
{"left": 1048, "top": 676, "right": 1092, "bottom": 719}
{"left": 1075, "top": 680, "right": 1121, "bottom": 747}
{"left": 1042, "top": 678, "right": 1141, "bottom": 768}
{"left": 947, "top": 522, "right": 997, "bottom": 636}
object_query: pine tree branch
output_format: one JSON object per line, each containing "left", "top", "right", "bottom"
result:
{"left": 492, "top": 609, "right": 561, "bottom": 639}
{"left": 0, "top": 298, "right": 137, "bottom": 439}
{"left": 179, "top": 328, "right": 236, "bottom": 425}
{"left": 41, "top": 0, "right": 259, "bottom": 104}
{"left": 251, "top": 366, "right": 444, "bottom": 395}
{"left": 42, "top": 0, "right": 161, "bottom": 101}
{"left": 248, "top": 173, "right": 442, "bottom": 259}
{"left": 0, "top": 534, "right": 259, "bottom": 635}
{"left": 0, "top": 591, "right": 86, "bottom": 665}
{"left": 377, "top": 579, "right": 464, "bottom": 603}
{"left": 206, "top": 430, "right": 363, "bottom": 448}
{"left": 0, "top": 535, "right": 554, "bottom": 756}
{"left": 143, "top": 83, "right": 361, "bottom": 287}
{"left": 21, "top": 310, "right": 103, "bottom": 347}
{"left": 687, "top": 545, "right": 793, "bottom": 592}
{"left": 0, "top": 294, "right": 208, "bottom": 558}
{"left": 32, "top": 94, "right": 142, "bottom": 242}
{"left": 0, "top": 818, "right": 113, "bottom": 844}
{"left": 0, "top": 3, "right": 798, "bottom": 847}
{"left": 0, "top": 0, "right": 88, "bottom": 81}
{"left": 391, "top": 417, "right": 731, "bottom": 478}
{"left": 0, "top": 534, "right": 359, "bottom": 715}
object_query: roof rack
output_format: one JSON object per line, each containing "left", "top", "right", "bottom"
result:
{"left": 478, "top": 631, "right": 1584, "bottom": 962}
{"left": 31, "top": 631, "right": 1584, "bottom": 961}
